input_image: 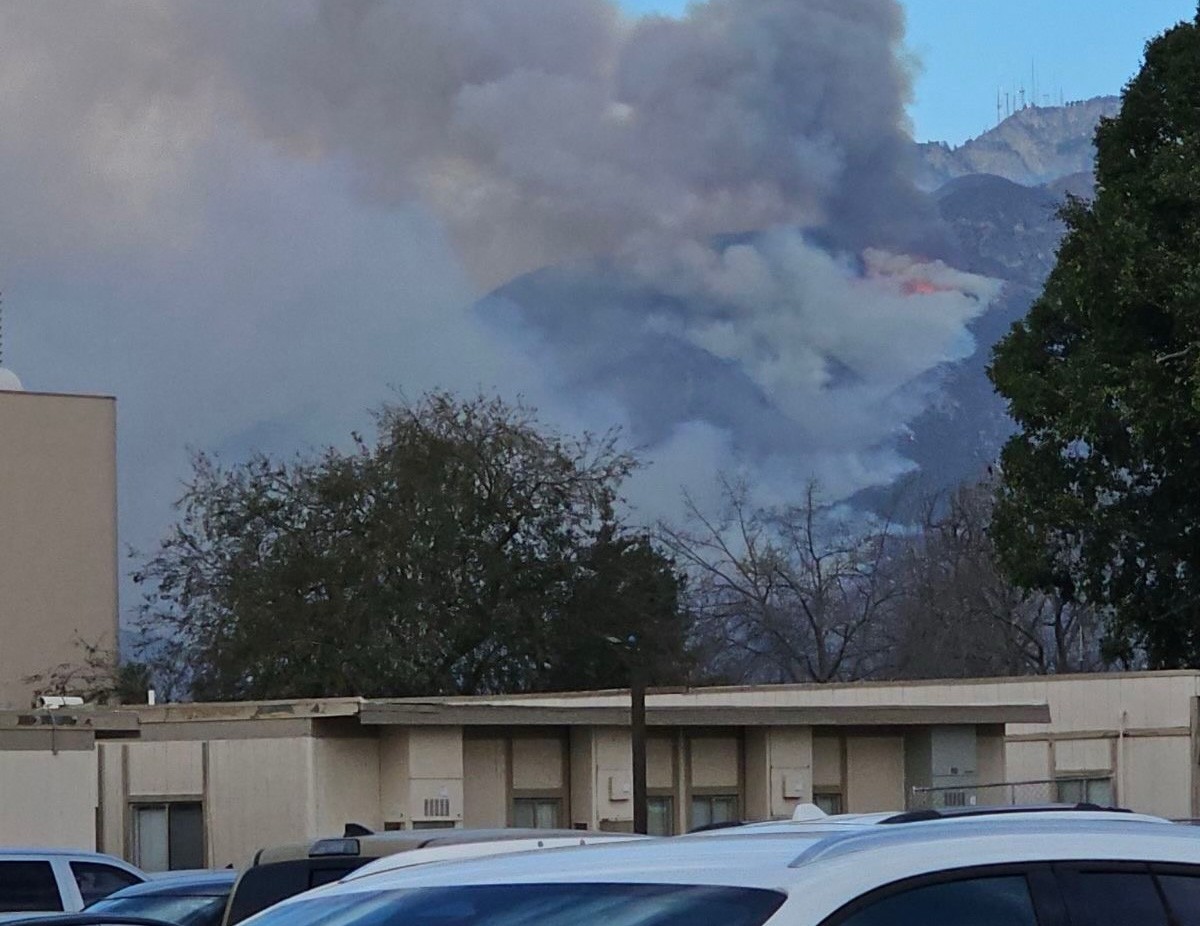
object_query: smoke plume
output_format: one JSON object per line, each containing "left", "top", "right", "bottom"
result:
{"left": 0, "top": 0, "right": 1000, "bottom": 611}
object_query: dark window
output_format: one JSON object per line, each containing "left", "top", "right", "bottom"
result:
{"left": 71, "top": 862, "right": 141, "bottom": 906}
{"left": 813, "top": 792, "right": 844, "bottom": 815}
{"left": 243, "top": 883, "right": 785, "bottom": 926}
{"left": 226, "top": 859, "right": 369, "bottom": 925}
{"left": 1056, "top": 776, "right": 1113, "bottom": 805}
{"left": 1058, "top": 870, "right": 1168, "bottom": 926}
{"left": 647, "top": 796, "right": 675, "bottom": 836}
{"left": 1159, "top": 873, "right": 1200, "bottom": 925}
{"left": 691, "top": 795, "right": 738, "bottom": 829}
{"left": 834, "top": 875, "right": 1039, "bottom": 926}
{"left": 512, "top": 797, "right": 561, "bottom": 829}
{"left": 132, "top": 801, "right": 205, "bottom": 871}
{"left": 0, "top": 860, "right": 63, "bottom": 913}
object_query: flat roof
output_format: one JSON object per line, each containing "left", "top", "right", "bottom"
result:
{"left": 359, "top": 701, "right": 1050, "bottom": 727}
{"left": 0, "top": 389, "right": 116, "bottom": 402}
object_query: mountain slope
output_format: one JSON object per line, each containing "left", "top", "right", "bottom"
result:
{"left": 917, "top": 97, "right": 1119, "bottom": 189}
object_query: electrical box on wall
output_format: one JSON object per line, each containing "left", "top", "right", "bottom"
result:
{"left": 608, "top": 774, "right": 632, "bottom": 801}
{"left": 781, "top": 771, "right": 806, "bottom": 799}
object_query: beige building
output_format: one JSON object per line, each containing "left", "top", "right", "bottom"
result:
{"left": 0, "top": 389, "right": 118, "bottom": 708}
{"left": 4, "top": 671, "right": 1200, "bottom": 869}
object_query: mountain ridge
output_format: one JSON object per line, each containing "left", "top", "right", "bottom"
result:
{"left": 916, "top": 96, "right": 1119, "bottom": 190}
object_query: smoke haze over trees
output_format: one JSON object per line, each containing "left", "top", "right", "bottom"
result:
{"left": 132, "top": 393, "right": 692, "bottom": 700}
{"left": 1, "top": 0, "right": 1008, "bottom": 603}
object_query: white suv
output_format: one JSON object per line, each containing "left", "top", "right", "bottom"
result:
{"left": 236, "top": 816, "right": 1200, "bottom": 925}
{"left": 0, "top": 849, "right": 145, "bottom": 919}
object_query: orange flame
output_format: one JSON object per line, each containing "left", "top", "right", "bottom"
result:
{"left": 902, "top": 279, "right": 945, "bottom": 296}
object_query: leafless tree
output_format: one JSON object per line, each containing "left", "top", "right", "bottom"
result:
{"left": 660, "top": 479, "right": 900, "bottom": 683}
{"left": 888, "top": 480, "right": 1104, "bottom": 678}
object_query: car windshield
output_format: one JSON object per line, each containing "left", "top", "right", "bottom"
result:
{"left": 87, "top": 894, "right": 230, "bottom": 926}
{"left": 245, "top": 883, "right": 785, "bottom": 926}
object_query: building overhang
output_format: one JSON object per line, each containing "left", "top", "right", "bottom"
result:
{"left": 359, "top": 701, "right": 1050, "bottom": 727}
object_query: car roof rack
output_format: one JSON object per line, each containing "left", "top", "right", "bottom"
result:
{"left": 878, "top": 803, "right": 1132, "bottom": 825}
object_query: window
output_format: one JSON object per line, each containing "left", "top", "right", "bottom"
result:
{"left": 1056, "top": 775, "right": 1113, "bottom": 805}
{"left": 132, "top": 802, "right": 205, "bottom": 871}
{"left": 411, "top": 820, "right": 457, "bottom": 830}
{"left": 1157, "top": 872, "right": 1200, "bottom": 925}
{"left": 0, "top": 860, "right": 63, "bottom": 913}
{"left": 70, "top": 862, "right": 141, "bottom": 906}
{"left": 512, "top": 797, "right": 561, "bottom": 829}
{"left": 813, "top": 791, "right": 844, "bottom": 815}
{"left": 88, "top": 894, "right": 229, "bottom": 926}
{"left": 244, "top": 883, "right": 787, "bottom": 926}
{"left": 1057, "top": 869, "right": 1168, "bottom": 926}
{"left": 647, "top": 796, "right": 675, "bottom": 836}
{"left": 832, "top": 875, "right": 1039, "bottom": 926}
{"left": 691, "top": 794, "right": 738, "bottom": 829}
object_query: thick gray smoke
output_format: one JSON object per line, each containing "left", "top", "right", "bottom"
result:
{"left": 213, "top": 0, "right": 952, "bottom": 285}
{"left": 0, "top": 0, "right": 1000, "bottom": 613}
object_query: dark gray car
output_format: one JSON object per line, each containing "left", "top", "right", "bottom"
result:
{"left": 83, "top": 872, "right": 235, "bottom": 926}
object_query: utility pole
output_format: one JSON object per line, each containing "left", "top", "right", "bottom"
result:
{"left": 631, "top": 659, "right": 648, "bottom": 835}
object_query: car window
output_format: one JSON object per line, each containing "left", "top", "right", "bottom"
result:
{"left": 831, "top": 875, "right": 1039, "bottom": 926}
{"left": 89, "top": 894, "right": 230, "bottom": 926}
{"left": 1155, "top": 874, "right": 1200, "bottom": 926}
{"left": 226, "top": 859, "right": 370, "bottom": 925}
{"left": 1058, "top": 870, "right": 1168, "bottom": 926}
{"left": 0, "top": 860, "right": 64, "bottom": 913}
{"left": 243, "top": 883, "right": 786, "bottom": 926}
{"left": 72, "top": 861, "right": 142, "bottom": 906}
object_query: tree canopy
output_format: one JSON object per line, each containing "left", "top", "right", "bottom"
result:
{"left": 134, "top": 392, "right": 692, "bottom": 700}
{"left": 989, "top": 12, "right": 1200, "bottom": 665}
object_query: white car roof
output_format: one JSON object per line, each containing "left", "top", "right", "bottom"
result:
{"left": 697, "top": 807, "right": 1171, "bottom": 836}
{"left": 344, "top": 834, "right": 649, "bottom": 883}
{"left": 260, "top": 818, "right": 1200, "bottom": 921}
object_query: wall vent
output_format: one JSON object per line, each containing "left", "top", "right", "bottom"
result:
{"left": 424, "top": 797, "right": 451, "bottom": 818}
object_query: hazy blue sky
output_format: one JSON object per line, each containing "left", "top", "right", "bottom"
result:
{"left": 620, "top": 0, "right": 1198, "bottom": 144}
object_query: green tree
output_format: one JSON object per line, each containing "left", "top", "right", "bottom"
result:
{"left": 989, "top": 11, "right": 1200, "bottom": 666}
{"left": 133, "top": 392, "right": 692, "bottom": 700}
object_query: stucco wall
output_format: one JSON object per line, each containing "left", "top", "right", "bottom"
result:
{"left": 0, "top": 393, "right": 117, "bottom": 709}
{"left": 0, "top": 748, "right": 97, "bottom": 848}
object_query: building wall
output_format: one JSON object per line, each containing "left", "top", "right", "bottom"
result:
{"left": 379, "top": 727, "right": 465, "bottom": 829}
{"left": 99, "top": 734, "right": 320, "bottom": 868}
{"left": 462, "top": 734, "right": 508, "bottom": 828}
{"left": 845, "top": 736, "right": 905, "bottom": 812}
{"left": 0, "top": 393, "right": 117, "bottom": 708}
{"left": 313, "top": 735, "right": 381, "bottom": 835}
{"left": 0, "top": 745, "right": 97, "bottom": 848}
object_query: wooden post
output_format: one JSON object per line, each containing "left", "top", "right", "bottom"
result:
{"left": 631, "top": 665, "right": 648, "bottom": 835}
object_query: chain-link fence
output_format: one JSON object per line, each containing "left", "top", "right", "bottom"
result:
{"left": 907, "top": 778, "right": 1099, "bottom": 811}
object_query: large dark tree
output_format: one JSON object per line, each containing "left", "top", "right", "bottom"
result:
{"left": 134, "top": 392, "right": 692, "bottom": 700}
{"left": 989, "top": 11, "right": 1200, "bottom": 665}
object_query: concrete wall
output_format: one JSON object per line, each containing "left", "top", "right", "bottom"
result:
{"left": 744, "top": 728, "right": 813, "bottom": 820}
{"left": 0, "top": 746, "right": 97, "bottom": 848}
{"left": 313, "top": 736, "right": 380, "bottom": 835}
{"left": 0, "top": 393, "right": 117, "bottom": 709}
{"left": 100, "top": 734, "right": 319, "bottom": 868}
{"left": 845, "top": 736, "right": 905, "bottom": 812}
{"left": 463, "top": 735, "right": 507, "bottom": 828}
{"left": 379, "top": 727, "right": 465, "bottom": 828}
